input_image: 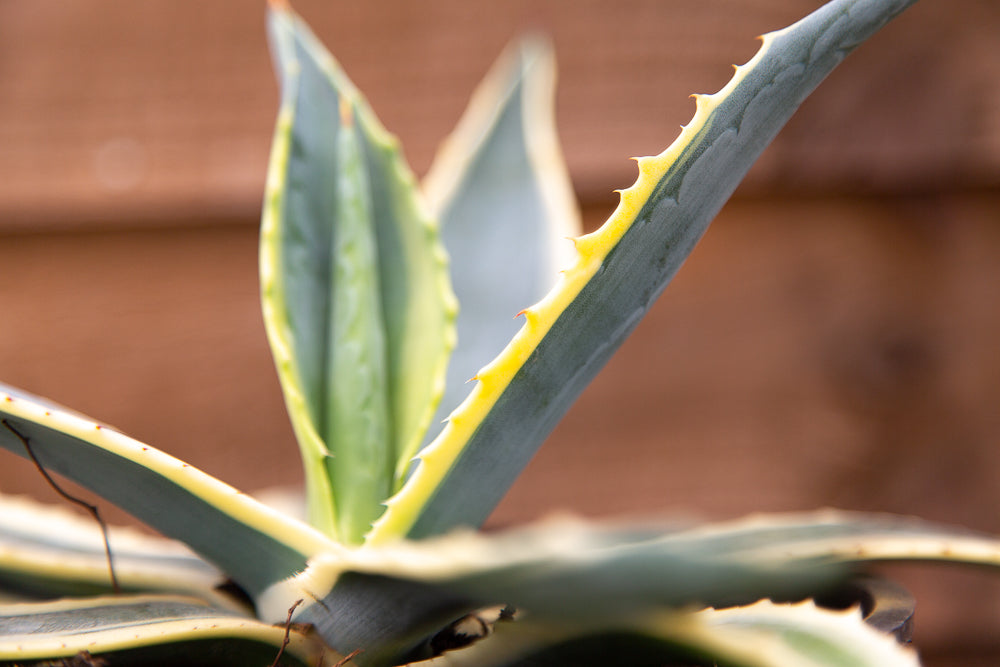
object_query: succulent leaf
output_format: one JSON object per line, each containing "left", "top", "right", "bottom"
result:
{"left": 259, "top": 517, "right": 843, "bottom": 665}
{"left": 369, "top": 0, "right": 921, "bottom": 543}
{"left": 0, "top": 385, "right": 337, "bottom": 599}
{"left": 263, "top": 2, "right": 457, "bottom": 543}
{"left": 419, "top": 36, "right": 581, "bottom": 455}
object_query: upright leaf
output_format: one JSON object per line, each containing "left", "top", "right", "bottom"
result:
{"left": 419, "top": 37, "right": 581, "bottom": 452}
{"left": 369, "top": 0, "right": 920, "bottom": 543}
{"left": 262, "top": 3, "right": 456, "bottom": 543}
{"left": 0, "top": 385, "right": 336, "bottom": 600}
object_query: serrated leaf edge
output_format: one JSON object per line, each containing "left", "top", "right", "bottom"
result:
{"left": 365, "top": 27, "right": 786, "bottom": 545}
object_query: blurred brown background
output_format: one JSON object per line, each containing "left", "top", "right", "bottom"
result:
{"left": 1, "top": 1, "right": 998, "bottom": 664}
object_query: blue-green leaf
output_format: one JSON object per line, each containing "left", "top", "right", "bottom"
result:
{"left": 370, "top": 0, "right": 921, "bottom": 542}
{"left": 419, "top": 36, "right": 581, "bottom": 453}
{"left": 263, "top": 2, "right": 456, "bottom": 544}
{"left": 0, "top": 594, "right": 334, "bottom": 667}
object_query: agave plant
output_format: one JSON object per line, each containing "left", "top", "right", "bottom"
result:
{"left": 1, "top": 0, "right": 997, "bottom": 665}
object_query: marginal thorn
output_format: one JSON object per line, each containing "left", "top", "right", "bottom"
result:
{"left": 634, "top": 156, "right": 660, "bottom": 178}
{"left": 339, "top": 97, "right": 354, "bottom": 127}
{"left": 518, "top": 307, "right": 542, "bottom": 327}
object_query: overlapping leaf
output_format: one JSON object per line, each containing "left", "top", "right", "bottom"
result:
{"left": 370, "top": 0, "right": 921, "bottom": 543}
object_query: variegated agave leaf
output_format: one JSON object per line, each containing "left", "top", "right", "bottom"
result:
{"left": 262, "top": 3, "right": 580, "bottom": 546}
{"left": 370, "top": 0, "right": 921, "bottom": 543}
{"left": 262, "top": 4, "right": 457, "bottom": 545}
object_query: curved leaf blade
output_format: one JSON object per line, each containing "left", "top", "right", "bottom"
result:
{"left": 0, "top": 385, "right": 337, "bottom": 599}
{"left": 369, "top": 0, "right": 920, "bottom": 543}
{"left": 418, "top": 36, "right": 581, "bottom": 454}
{"left": 416, "top": 601, "right": 917, "bottom": 667}
{"left": 259, "top": 516, "right": 842, "bottom": 664}
{"left": 263, "top": 2, "right": 457, "bottom": 544}
{"left": 262, "top": 511, "right": 1000, "bottom": 664}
